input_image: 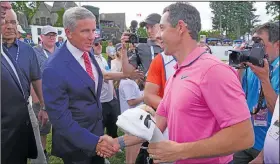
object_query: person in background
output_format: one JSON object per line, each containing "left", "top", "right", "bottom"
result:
{"left": 92, "top": 37, "right": 144, "bottom": 138}
{"left": 1, "top": 4, "right": 39, "bottom": 163}
{"left": 119, "top": 77, "right": 144, "bottom": 164}
{"left": 24, "top": 33, "right": 35, "bottom": 47}
{"left": 32, "top": 25, "right": 58, "bottom": 162}
{"left": 17, "top": 24, "right": 25, "bottom": 41}
{"left": 121, "top": 13, "right": 163, "bottom": 76}
{"left": 55, "top": 35, "right": 64, "bottom": 48}
{"left": 2, "top": 9, "right": 48, "bottom": 164}
{"left": 234, "top": 22, "right": 279, "bottom": 164}
{"left": 111, "top": 43, "right": 122, "bottom": 72}
{"left": 249, "top": 96, "right": 279, "bottom": 164}
{"left": 106, "top": 40, "right": 116, "bottom": 68}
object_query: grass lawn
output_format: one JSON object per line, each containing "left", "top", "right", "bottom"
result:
{"left": 46, "top": 129, "right": 125, "bottom": 164}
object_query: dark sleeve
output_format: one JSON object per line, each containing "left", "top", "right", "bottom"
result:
{"left": 128, "top": 43, "right": 146, "bottom": 68}
{"left": 42, "top": 67, "right": 100, "bottom": 152}
{"left": 29, "top": 47, "right": 41, "bottom": 81}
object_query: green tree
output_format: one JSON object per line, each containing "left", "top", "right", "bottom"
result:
{"left": 12, "top": 2, "right": 41, "bottom": 24}
{"left": 210, "top": 2, "right": 259, "bottom": 39}
{"left": 265, "top": 1, "right": 280, "bottom": 21}
{"left": 54, "top": 8, "right": 65, "bottom": 27}
{"left": 137, "top": 27, "right": 148, "bottom": 38}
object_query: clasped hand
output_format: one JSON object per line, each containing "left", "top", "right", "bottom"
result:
{"left": 96, "top": 135, "right": 120, "bottom": 158}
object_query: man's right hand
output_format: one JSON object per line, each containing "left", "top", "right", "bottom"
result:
{"left": 96, "top": 135, "right": 119, "bottom": 158}
{"left": 129, "top": 69, "right": 145, "bottom": 80}
{"left": 138, "top": 104, "right": 156, "bottom": 117}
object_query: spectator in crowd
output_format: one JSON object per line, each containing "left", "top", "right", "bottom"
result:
{"left": 92, "top": 37, "right": 144, "bottom": 139}
{"left": 42, "top": 7, "right": 119, "bottom": 164}
{"left": 2, "top": 9, "right": 48, "bottom": 164}
{"left": 249, "top": 96, "right": 279, "bottom": 164}
{"left": 32, "top": 25, "right": 58, "bottom": 162}
{"left": 98, "top": 3, "right": 254, "bottom": 164}
{"left": 234, "top": 22, "right": 279, "bottom": 164}
{"left": 17, "top": 24, "right": 25, "bottom": 41}
{"left": 1, "top": 3, "right": 38, "bottom": 163}
{"left": 106, "top": 40, "right": 116, "bottom": 68}
{"left": 121, "top": 13, "right": 163, "bottom": 75}
{"left": 55, "top": 35, "right": 64, "bottom": 48}
{"left": 111, "top": 43, "right": 123, "bottom": 72}
{"left": 24, "top": 32, "right": 35, "bottom": 47}
{"left": 119, "top": 77, "right": 144, "bottom": 164}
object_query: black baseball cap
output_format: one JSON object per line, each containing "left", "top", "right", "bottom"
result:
{"left": 142, "top": 13, "right": 161, "bottom": 26}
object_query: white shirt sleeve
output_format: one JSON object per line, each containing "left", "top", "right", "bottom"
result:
{"left": 122, "top": 83, "right": 139, "bottom": 101}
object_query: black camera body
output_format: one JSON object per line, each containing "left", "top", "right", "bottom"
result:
{"left": 126, "top": 20, "right": 147, "bottom": 44}
{"left": 228, "top": 37, "right": 266, "bottom": 69}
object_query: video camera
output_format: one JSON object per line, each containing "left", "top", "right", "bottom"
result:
{"left": 126, "top": 20, "right": 147, "bottom": 44}
{"left": 228, "top": 37, "right": 266, "bottom": 69}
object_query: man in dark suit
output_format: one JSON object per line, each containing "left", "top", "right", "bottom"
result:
{"left": 42, "top": 7, "right": 119, "bottom": 164}
{"left": 1, "top": 2, "right": 38, "bottom": 164}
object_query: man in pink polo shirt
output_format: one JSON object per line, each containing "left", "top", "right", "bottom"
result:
{"left": 146, "top": 2, "right": 254, "bottom": 164}
{"left": 96, "top": 2, "right": 255, "bottom": 164}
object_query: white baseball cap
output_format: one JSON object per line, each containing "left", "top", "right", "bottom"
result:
{"left": 41, "top": 25, "right": 57, "bottom": 35}
{"left": 17, "top": 25, "right": 26, "bottom": 34}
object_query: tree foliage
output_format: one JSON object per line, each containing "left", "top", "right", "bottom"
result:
{"left": 12, "top": 2, "right": 41, "bottom": 24}
{"left": 137, "top": 27, "right": 148, "bottom": 38}
{"left": 198, "top": 30, "right": 221, "bottom": 39}
{"left": 210, "top": 2, "right": 260, "bottom": 39}
{"left": 54, "top": 8, "right": 65, "bottom": 27}
{"left": 265, "top": 1, "right": 280, "bottom": 21}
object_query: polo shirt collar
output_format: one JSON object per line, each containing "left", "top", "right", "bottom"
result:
{"left": 41, "top": 43, "right": 57, "bottom": 53}
{"left": 3, "top": 39, "right": 19, "bottom": 48}
{"left": 174, "top": 47, "right": 206, "bottom": 70}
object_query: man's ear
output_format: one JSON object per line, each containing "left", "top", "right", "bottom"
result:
{"left": 177, "top": 20, "right": 188, "bottom": 36}
{"left": 65, "top": 28, "right": 72, "bottom": 39}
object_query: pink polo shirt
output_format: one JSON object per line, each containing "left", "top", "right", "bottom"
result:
{"left": 157, "top": 47, "right": 250, "bottom": 164}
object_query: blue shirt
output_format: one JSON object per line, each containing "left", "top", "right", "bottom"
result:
{"left": 24, "top": 38, "right": 35, "bottom": 47}
{"left": 242, "top": 57, "right": 279, "bottom": 151}
{"left": 3, "top": 40, "right": 41, "bottom": 97}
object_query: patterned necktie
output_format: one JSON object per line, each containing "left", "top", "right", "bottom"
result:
{"left": 82, "top": 52, "right": 95, "bottom": 80}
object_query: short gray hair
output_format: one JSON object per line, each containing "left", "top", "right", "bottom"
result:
{"left": 63, "top": 7, "right": 96, "bottom": 31}
{"left": 252, "top": 22, "right": 279, "bottom": 43}
{"left": 163, "top": 2, "right": 201, "bottom": 40}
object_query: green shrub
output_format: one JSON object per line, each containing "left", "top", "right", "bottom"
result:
{"left": 101, "top": 41, "right": 108, "bottom": 53}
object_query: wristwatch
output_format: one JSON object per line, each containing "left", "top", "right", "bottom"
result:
{"left": 41, "top": 105, "right": 46, "bottom": 111}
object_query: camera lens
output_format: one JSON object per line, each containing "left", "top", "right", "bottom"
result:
{"left": 129, "top": 35, "right": 138, "bottom": 44}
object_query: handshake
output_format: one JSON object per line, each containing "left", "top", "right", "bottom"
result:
{"left": 96, "top": 135, "right": 120, "bottom": 158}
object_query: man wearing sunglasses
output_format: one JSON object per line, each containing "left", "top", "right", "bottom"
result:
{"left": 91, "top": 37, "right": 144, "bottom": 139}
{"left": 32, "top": 25, "right": 58, "bottom": 162}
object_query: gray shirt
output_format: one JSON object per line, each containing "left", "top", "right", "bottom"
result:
{"left": 128, "top": 40, "right": 163, "bottom": 74}
{"left": 33, "top": 44, "right": 57, "bottom": 73}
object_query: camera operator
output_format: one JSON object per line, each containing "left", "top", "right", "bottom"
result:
{"left": 234, "top": 22, "right": 279, "bottom": 164}
{"left": 121, "top": 13, "right": 163, "bottom": 76}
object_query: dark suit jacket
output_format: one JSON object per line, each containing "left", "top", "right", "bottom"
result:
{"left": 42, "top": 41, "right": 104, "bottom": 160}
{"left": 1, "top": 48, "right": 37, "bottom": 163}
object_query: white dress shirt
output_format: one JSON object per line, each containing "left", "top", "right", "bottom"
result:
{"left": 66, "top": 41, "right": 99, "bottom": 92}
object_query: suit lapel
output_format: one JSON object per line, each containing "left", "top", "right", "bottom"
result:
{"left": 61, "top": 44, "right": 97, "bottom": 98}
{"left": 89, "top": 52, "right": 103, "bottom": 99}
{"left": 1, "top": 50, "right": 25, "bottom": 96}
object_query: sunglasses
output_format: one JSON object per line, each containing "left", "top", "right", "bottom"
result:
{"left": 94, "top": 43, "right": 101, "bottom": 47}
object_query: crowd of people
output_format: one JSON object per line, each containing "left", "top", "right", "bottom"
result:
{"left": 1, "top": 1, "right": 279, "bottom": 164}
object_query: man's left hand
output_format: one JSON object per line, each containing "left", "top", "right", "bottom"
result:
{"left": 147, "top": 140, "right": 183, "bottom": 163}
{"left": 246, "top": 58, "right": 270, "bottom": 82}
{"left": 38, "top": 110, "right": 48, "bottom": 126}
{"left": 129, "top": 69, "right": 145, "bottom": 80}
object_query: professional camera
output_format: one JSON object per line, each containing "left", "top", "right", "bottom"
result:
{"left": 126, "top": 20, "right": 147, "bottom": 44}
{"left": 228, "top": 37, "right": 266, "bottom": 69}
